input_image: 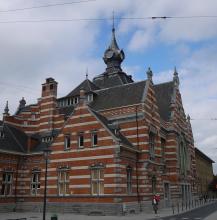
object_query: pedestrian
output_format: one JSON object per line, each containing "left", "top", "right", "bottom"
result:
{"left": 152, "top": 195, "right": 158, "bottom": 214}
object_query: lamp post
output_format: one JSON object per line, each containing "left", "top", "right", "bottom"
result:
{"left": 43, "top": 147, "right": 52, "bottom": 220}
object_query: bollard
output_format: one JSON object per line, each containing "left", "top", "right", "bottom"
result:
{"left": 182, "top": 202, "right": 183, "bottom": 211}
{"left": 177, "top": 202, "right": 179, "bottom": 213}
{"left": 172, "top": 204, "right": 174, "bottom": 215}
{"left": 51, "top": 214, "right": 58, "bottom": 220}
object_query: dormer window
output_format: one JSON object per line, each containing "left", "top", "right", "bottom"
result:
{"left": 42, "top": 136, "right": 53, "bottom": 143}
{"left": 73, "top": 97, "right": 79, "bottom": 104}
{"left": 87, "top": 94, "right": 93, "bottom": 102}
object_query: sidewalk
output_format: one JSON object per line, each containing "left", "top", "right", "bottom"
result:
{"left": 0, "top": 201, "right": 216, "bottom": 220}
{"left": 204, "top": 210, "right": 217, "bottom": 220}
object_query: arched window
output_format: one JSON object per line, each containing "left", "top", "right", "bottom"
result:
{"left": 152, "top": 176, "right": 157, "bottom": 194}
{"left": 179, "top": 138, "right": 188, "bottom": 175}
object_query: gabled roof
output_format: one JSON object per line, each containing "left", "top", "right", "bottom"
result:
{"left": 89, "top": 108, "right": 136, "bottom": 150}
{"left": 90, "top": 80, "right": 146, "bottom": 111}
{"left": 66, "top": 79, "right": 99, "bottom": 97}
{"left": 154, "top": 81, "right": 174, "bottom": 121}
{"left": 195, "top": 148, "right": 215, "bottom": 163}
{"left": 0, "top": 121, "right": 28, "bottom": 153}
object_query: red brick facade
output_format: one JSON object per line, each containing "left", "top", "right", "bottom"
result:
{"left": 0, "top": 30, "right": 197, "bottom": 215}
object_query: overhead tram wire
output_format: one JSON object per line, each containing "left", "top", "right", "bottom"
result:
{"left": 0, "top": 0, "right": 98, "bottom": 13}
{"left": 190, "top": 118, "right": 217, "bottom": 121}
{"left": 0, "top": 16, "right": 217, "bottom": 25}
{"left": 0, "top": 16, "right": 217, "bottom": 24}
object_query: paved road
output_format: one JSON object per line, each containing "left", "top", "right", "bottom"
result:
{"left": 155, "top": 201, "right": 217, "bottom": 220}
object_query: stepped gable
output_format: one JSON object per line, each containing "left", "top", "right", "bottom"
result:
{"left": 89, "top": 108, "right": 134, "bottom": 149}
{"left": 0, "top": 121, "right": 28, "bottom": 153}
{"left": 154, "top": 81, "right": 174, "bottom": 121}
{"left": 65, "top": 79, "right": 99, "bottom": 97}
{"left": 90, "top": 80, "right": 146, "bottom": 111}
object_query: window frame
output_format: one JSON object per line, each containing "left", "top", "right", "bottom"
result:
{"left": 78, "top": 133, "right": 84, "bottom": 148}
{"left": 57, "top": 168, "right": 70, "bottom": 196}
{"left": 90, "top": 166, "right": 104, "bottom": 195}
{"left": 149, "top": 132, "right": 155, "bottom": 160}
{"left": 64, "top": 134, "right": 71, "bottom": 150}
{"left": 1, "top": 171, "right": 13, "bottom": 196}
{"left": 91, "top": 131, "right": 98, "bottom": 147}
{"left": 31, "top": 170, "right": 41, "bottom": 195}
{"left": 126, "top": 166, "right": 132, "bottom": 194}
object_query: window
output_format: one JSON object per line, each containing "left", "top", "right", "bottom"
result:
{"left": 179, "top": 140, "right": 188, "bottom": 175}
{"left": 87, "top": 94, "right": 93, "bottom": 102}
{"left": 23, "top": 121, "right": 28, "bottom": 126}
{"left": 31, "top": 114, "right": 36, "bottom": 120}
{"left": 64, "top": 135, "right": 71, "bottom": 149}
{"left": 73, "top": 97, "right": 79, "bottom": 104}
{"left": 43, "top": 86, "right": 46, "bottom": 91}
{"left": 91, "top": 168, "right": 104, "bottom": 195}
{"left": 1, "top": 172, "right": 13, "bottom": 196}
{"left": 149, "top": 132, "right": 155, "bottom": 160}
{"left": 161, "top": 138, "right": 166, "bottom": 161}
{"left": 151, "top": 176, "right": 157, "bottom": 194}
{"left": 0, "top": 131, "right": 4, "bottom": 138}
{"left": 91, "top": 131, "right": 98, "bottom": 147}
{"left": 50, "top": 84, "right": 53, "bottom": 90}
{"left": 126, "top": 166, "right": 132, "bottom": 194}
{"left": 42, "top": 136, "right": 53, "bottom": 143}
{"left": 58, "top": 169, "right": 69, "bottom": 196}
{"left": 31, "top": 171, "right": 40, "bottom": 195}
{"left": 78, "top": 133, "right": 84, "bottom": 148}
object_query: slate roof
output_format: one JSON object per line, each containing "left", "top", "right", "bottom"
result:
{"left": 0, "top": 121, "right": 28, "bottom": 153}
{"left": 93, "top": 71, "right": 133, "bottom": 89}
{"left": 154, "top": 81, "right": 174, "bottom": 121}
{"left": 66, "top": 79, "right": 99, "bottom": 97}
{"left": 89, "top": 108, "right": 135, "bottom": 149}
{"left": 90, "top": 80, "right": 147, "bottom": 111}
{"left": 59, "top": 105, "right": 74, "bottom": 116}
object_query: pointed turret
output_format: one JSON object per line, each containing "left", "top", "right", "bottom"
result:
{"left": 103, "top": 26, "right": 125, "bottom": 73}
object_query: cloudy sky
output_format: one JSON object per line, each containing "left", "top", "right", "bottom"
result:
{"left": 0, "top": 0, "right": 217, "bottom": 173}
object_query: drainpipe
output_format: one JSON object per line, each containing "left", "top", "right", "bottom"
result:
{"left": 135, "top": 106, "right": 141, "bottom": 211}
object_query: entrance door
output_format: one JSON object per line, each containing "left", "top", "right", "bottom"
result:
{"left": 164, "top": 182, "right": 170, "bottom": 207}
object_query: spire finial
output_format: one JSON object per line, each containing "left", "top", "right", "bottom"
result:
{"left": 173, "top": 66, "right": 179, "bottom": 87}
{"left": 86, "top": 67, "right": 89, "bottom": 79}
{"left": 112, "top": 11, "right": 115, "bottom": 31}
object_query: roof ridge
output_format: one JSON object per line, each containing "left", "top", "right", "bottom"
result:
{"left": 154, "top": 81, "right": 174, "bottom": 87}
{"left": 94, "top": 80, "right": 147, "bottom": 92}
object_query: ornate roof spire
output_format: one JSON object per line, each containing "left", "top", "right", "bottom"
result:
{"left": 103, "top": 12, "right": 125, "bottom": 73}
{"left": 86, "top": 67, "right": 89, "bottom": 79}
{"left": 173, "top": 66, "right": 180, "bottom": 87}
{"left": 3, "top": 101, "right": 9, "bottom": 116}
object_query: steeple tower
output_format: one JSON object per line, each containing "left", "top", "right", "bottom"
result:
{"left": 103, "top": 14, "right": 125, "bottom": 74}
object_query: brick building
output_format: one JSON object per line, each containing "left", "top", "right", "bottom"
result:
{"left": 0, "top": 27, "right": 197, "bottom": 214}
{"left": 195, "top": 148, "right": 214, "bottom": 195}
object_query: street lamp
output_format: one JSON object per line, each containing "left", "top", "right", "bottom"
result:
{"left": 43, "top": 147, "right": 52, "bottom": 220}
